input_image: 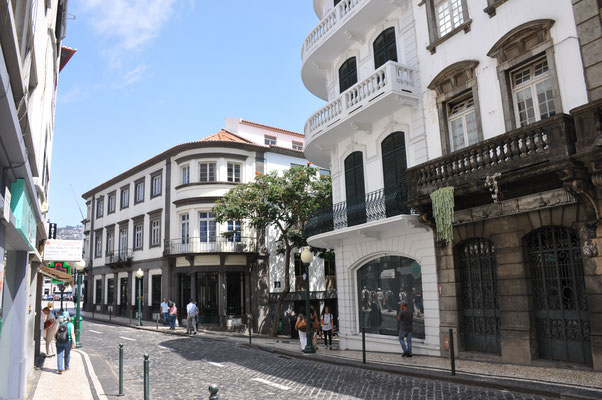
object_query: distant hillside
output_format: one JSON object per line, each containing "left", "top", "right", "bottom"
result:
{"left": 57, "top": 225, "right": 84, "bottom": 240}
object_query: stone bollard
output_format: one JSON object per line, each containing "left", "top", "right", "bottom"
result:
{"left": 208, "top": 384, "right": 219, "bottom": 400}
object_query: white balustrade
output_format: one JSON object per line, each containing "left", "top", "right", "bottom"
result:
{"left": 306, "top": 98, "right": 343, "bottom": 137}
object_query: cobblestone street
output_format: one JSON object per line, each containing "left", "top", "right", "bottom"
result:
{"left": 81, "top": 320, "right": 552, "bottom": 400}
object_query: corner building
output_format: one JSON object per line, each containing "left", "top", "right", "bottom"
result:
{"left": 82, "top": 119, "right": 326, "bottom": 334}
{"left": 302, "top": 0, "right": 440, "bottom": 355}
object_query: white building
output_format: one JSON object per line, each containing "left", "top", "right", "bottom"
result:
{"left": 302, "top": 0, "right": 440, "bottom": 355}
{"left": 0, "top": 0, "right": 70, "bottom": 397}
{"left": 82, "top": 119, "right": 329, "bottom": 334}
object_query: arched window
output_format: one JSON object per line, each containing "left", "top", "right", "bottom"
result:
{"left": 344, "top": 152, "right": 365, "bottom": 226}
{"left": 373, "top": 27, "right": 397, "bottom": 69}
{"left": 357, "top": 255, "right": 424, "bottom": 338}
{"left": 338, "top": 57, "right": 357, "bottom": 93}
{"left": 381, "top": 132, "right": 408, "bottom": 216}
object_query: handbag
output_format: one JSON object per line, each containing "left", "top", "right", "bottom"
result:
{"left": 44, "top": 320, "right": 53, "bottom": 329}
{"left": 297, "top": 319, "right": 307, "bottom": 330}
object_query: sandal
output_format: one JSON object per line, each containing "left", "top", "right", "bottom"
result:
{"left": 58, "top": 370, "right": 63, "bottom": 375}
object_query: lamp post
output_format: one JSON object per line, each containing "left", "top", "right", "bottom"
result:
{"left": 74, "top": 259, "right": 86, "bottom": 348}
{"left": 301, "top": 247, "right": 315, "bottom": 354}
{"left": 135, "top": 268, "right": 144, "bottom": 326}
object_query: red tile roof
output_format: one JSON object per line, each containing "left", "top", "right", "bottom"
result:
{"left": 199, "top": 130, "right": 255, "bottom": 144}
{"left": 240, "top": 120, "right": 305, "bottom": 138}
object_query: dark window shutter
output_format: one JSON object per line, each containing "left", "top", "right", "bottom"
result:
{"left": 373, "top": 27, "right": 398, "bottom": 69}
{"left": 381, "top": 132, "right": 408, "bottom": 216}
{"left": 339, "top": 57, "right": 358, "bottom": 93}
{"left": 344, "top": 152, "right": 366, "bottom": 226}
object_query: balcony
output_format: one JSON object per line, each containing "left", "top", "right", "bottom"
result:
{"left": 306, "top": 187, "right": 411, "bottom": 238}
{"left": 106, "top": 249, "right": 133, "bottom": 267}
{"left": 301, "top": 0, "right": 404, "bottom": 99}
{"left": 407, "top": 114, "right": 576, "bottom": 209}
{"left": 304, "top": 61, "right": 418, "bottom": 167}
{"left": 165, "top": 237, "right": 257, "bottom": 255}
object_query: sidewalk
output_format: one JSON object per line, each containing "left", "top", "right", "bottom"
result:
{"left": 82, "top": 310, "right": 602, "bottom": 399}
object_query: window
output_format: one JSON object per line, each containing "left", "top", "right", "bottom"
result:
{"left": 435, "top": 0, "right": 465, "bottom": 37}
{"left": 199, "top": 162, "right": 216, "bottom": 182}
{"left": 199, "top": 212, "right": 217, "bottom": 242}
{"left": 294, "top": 253, "right": 306, "bottom": 291}
{"left": 511, "top": 58, "right": 555, "bottom": 128}
{"left": 181, "top": 214, "right": 189, "bottom": 244}
{"left": 150, "top": 219, "right": 161, "bottom": 247}
{"left": 264, "top": 135, "right": 277, "bottom": 146}
{"left": 325, "top": 257, "right": 337, "bottom": 290}
{"left": 344, "top": 152, "right": 366, "bottom": 226}
{"left": 373, "top": 27, "right": 397, "bottom": 69}
{"left": 95, "top": 280, "right": 102, "bottom": 304}
{"left": 292, "top": 141, "right": 304, "bottom": 151}
{"left": 135, "top": 180, "right": 144, "bottom": 203}
{"left": 106, "top": 230, "right": 114, "bottom": 254}
{"left": 107, "top": 192, "right": 116, "bottom": 214}
{"left": 94, "top": 231, "right": 102, "bottom": 258}
{"left": 134, "top": 223, "right": 143, "bottom": 250}
{"left": 120, "top": 186, "right": 129, "bottom": 209}
{"left": 227, "top": 163, "right": 241, "bottom": 183}
{"left": 227, "top": 221, "right": 241, "bottom": 242}
{"left": 96, "top": 198, "right": 103, "bottom": 218}
{"left": 181, "top": 165, "right": 190, "bottom": 185}
{"left": 119, "top": 228, "right": 128, "bottom": 252}
{"left": 151, "top": 173, "right": 162, "bottom": 197}
{"left": 381, "top": 132, "right": 409, "bottom": 216}
{"left": 107, "top": 278, "right": 115, "bottom": 304}
{"left": 448, "top": 97, "right": 478, "bottom": 150}
{"left": 339, "top": 57, "right": 358, "bottom": 93}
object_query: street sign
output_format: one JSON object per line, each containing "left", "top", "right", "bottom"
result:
{"left": 48, "top": 223, "right": 57, "bottom": 239}
{"left": 44, "top": 239, "right": 83, "bottom": 261}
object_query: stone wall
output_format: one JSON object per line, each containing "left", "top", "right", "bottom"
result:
{"left": 573, "top": 0, "right": 602, "bottom": 100}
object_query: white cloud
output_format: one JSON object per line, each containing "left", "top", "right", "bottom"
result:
{"left": 118, "top": 65, "right": 148, "bottom": 87}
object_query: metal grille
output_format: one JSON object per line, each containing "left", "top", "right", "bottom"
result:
{"left": 457, "top": 238, "right": 501, "bottom": 354}
{"left": 527, "top": 226, "right": 592, "bottom": 365}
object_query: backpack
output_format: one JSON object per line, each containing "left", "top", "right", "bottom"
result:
{"left": 56, "top": 323, "right": 69, "bottom": 343}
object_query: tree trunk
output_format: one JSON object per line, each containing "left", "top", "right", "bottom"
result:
{"left": 270, "top": 241, "right": 291, "bottom": 337}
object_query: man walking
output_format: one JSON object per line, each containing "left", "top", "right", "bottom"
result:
{"left": 186, "top": 299, "right": 198, "bottom": 335}
{"left": 397, "top": 300, "right": 413, "bottom": 357}
{"left": 160, "top": 298, "right": 169, "bottom": 326}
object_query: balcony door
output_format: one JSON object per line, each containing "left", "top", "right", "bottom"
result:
{"left": 199, "top": 212, "right": 217, "bottom": 252}
{"left": 119, "top": 228, "right": 128, "bottom": 259}
{"left": 381, "top": 132, "right": 408, "bottom": 217}
{"left": 344, "top": 152, "right": 366, "bottom": 226}
{"left": 197, "top": 272, "right": 219, "bottom": 324}
{"left": 119, "top": 277, "right": 129, "bottom": 316}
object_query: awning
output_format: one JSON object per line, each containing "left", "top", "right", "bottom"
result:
{"left": 39, "top": 265, "right": 73, "bottom": 284}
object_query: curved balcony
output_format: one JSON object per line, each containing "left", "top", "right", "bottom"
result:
{"left": 304, "top": 61, "right": 418, "bottom": 167}
{"left": 301, "top": 0, "right": 404, "bottom": 99}
{"left": 165, "top": 237, "right": 257, "bottom": 255}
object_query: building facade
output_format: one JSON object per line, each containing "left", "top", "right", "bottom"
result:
{"left": 0, "top": 0, "right": 70, "bottom": 398}
{"left": 403, "top": 0, "right": 601, "bottom": 370}
{"left": 302, "top": 0, "right": 441, "bottom": 355}
{"left": 82, "top": 119, "right": 329, "bottom": 334}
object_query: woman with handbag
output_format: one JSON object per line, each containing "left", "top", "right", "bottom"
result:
{"left": 42, "top": 307, "right": 56, "bottom": 356}
{"left": 310, "top": 306, "right": 320, "bottom": 349}
{"left": 295, "top": 313, "right": 307, "bottom": 351}
{"left": 321, "top": 306, "right": 334, "bottom": 350}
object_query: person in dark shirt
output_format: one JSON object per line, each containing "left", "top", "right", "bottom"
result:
{"left": 397, "top": 300, "right": 413, "bottom": 357}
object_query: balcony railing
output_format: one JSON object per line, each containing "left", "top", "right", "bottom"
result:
{"left": 166, "top": 237, "right": 257, "bottom": 255}
{"left": 306, "top": 187, "right": 410, "bottom": 238}
{"left": 305, "top": 61, "right": 417, "bottom": 139}
{"left": 302, "top": 0, "right": 367, "bottom": 61}
{"left": 407, "top": 114, "right": 576, "bottom": 203}
{"left": 106, "top": 249, "right": 133, "bottom": 265}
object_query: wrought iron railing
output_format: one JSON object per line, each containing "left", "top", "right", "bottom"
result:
{"left": 165, "top": 237, "right": 257, "bottom": 255}
{"left": 105, "top": 249, "right": 133, "bottom": 264}
{"left": 305, "top": 187, "right": 410, "bottom": 237}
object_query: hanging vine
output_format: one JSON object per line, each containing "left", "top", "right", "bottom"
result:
{"left": 430, "top": 186, "right": 455, "bottom": 243}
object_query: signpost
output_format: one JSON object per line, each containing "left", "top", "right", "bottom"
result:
{"left": 43, "top": 239, "right": 83, "bottom": 262}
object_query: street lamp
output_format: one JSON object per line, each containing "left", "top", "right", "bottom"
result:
{"left": 135, "top": 268, "right": 144, "bottom": 326}
{"left": 301, "top": 247, "right": 315, "bottom": 354}
{"left": 74, "top": 259, "right": 86, "bottom": 349}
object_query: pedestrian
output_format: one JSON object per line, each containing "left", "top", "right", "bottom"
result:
{"left": 55, "top": 311, "right": 75, "bottom": 374}
{"left": 321, "top": 306, "right": 334, "bottom": 349}
{"left": 186, "top": 299, "right": 198, "bottom": 334}
{"left": 309, "top": 306, "right": 319, "bottom": 348}
{"left": 397, "top": 300, "right": 413, "bottom": 357}
{"left": 42, "top": 307, "right": 56, "bottom": 356}
{"left": 168, "top": 301, "right": 178, "bottom": 330}
{"left": 160, "top": 298, "right": 169, "bottom": 326}
{"left": 288, "top": 311, "right": 298, "bottom": 339}
{"left": 295, "top": 313, "right": 307, "bottom": 351}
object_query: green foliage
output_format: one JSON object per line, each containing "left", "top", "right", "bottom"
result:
{"left": 430, "top": 186, "right": 454, "bottom": 243}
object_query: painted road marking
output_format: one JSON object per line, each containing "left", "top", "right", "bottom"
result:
{"left": 89, "top": 330, "right": 102, "bottom": 334}
{"left": 205, "top": 361, "right": 224, "bottom": 368}
{"left": 119, "top": 336, "right": 136, "bottom": 341}
{"left": 251, "top": 378, "right": 290, "bottom": 391}
{"left": 158, "top": 345, "right": 174, "bottom": 352}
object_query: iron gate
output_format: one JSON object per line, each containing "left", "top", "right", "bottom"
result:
{"left": 457, "top": 238, "right": 501, "bottom": 354}
{"left": 526, "top": 226, "right": 592, "bottom": 365}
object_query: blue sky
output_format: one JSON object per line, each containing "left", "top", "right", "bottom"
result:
{"left": 49, "top": 0, "right": 323, "bottom": 226}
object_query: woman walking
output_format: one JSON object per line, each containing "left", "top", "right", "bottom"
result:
{"left": 55, "top": 312, "right": 75, "bottom": 374}
{"left": 321, "top": 306, "right": 334, "bottom": 349}
{"left": 42, "top": 307, "right": 56, "bottom": 356}
{"left": 295, "top": 313, "right": 307, "bottom": 351}
{"left": 168, "top": 301, "right": 178, "bottom": 330}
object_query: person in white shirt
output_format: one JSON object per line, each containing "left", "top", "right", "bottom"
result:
{"left": 186, "top": 299, "right": 198, "bottom": 334}
{"left": 321, "top": 306, "right": 334, "bottom": 350}
{"left": 160, "top": 298, "right": 169, "bottom": 326}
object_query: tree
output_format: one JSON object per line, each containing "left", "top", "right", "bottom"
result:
{"left": 212, "top": 164, "right": 331, "bottom": 336}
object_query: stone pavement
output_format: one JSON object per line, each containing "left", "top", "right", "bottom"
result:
{"left": 80, "top": 310, "right": 602, "bottom": 399}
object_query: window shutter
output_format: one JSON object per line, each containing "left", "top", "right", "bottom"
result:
{"left": 381, "top": 132, "right": 408, "bottom": 216}
{"left": 344, "top": 152, "right": 366, "bottom": 226}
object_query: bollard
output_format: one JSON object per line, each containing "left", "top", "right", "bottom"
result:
{"left": 118, "top": 344, "right": 124, "bottom": 396}
{"left": 130, "top": 309, "right": 133, "bottom": 326}
{"left": 109, "top": 308, "right": 112, "bottom": 322}
{"left": 362, "top": 326, "right": 366, "bottom": 365}
{"left": 248, "top": 317, "right": 252, "bottom": 345}
{"left": 156, "top": 315, "right": 159, "bottom": 330}
{"left": 449, "top": 329, "right": 456, "bottom": 376}
{"left": 143, "top": 354, "right": 150, "bottom": 400}
{"left": 208, "top": 384, "right": 219, "bottom": 400}
{"left": 92, "top": 308, "right": 95, "bottom": 319}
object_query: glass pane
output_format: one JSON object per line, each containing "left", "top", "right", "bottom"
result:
{"left": 465, "top": 110, "right": 478, "bottom": 146}
{"left": 515, "top": 87, "right": 535, "bottom": 127}
{"left": 437, "top": 1, "right": 452, "bottom": 36}
{"left": 451, "top": 0, "right": 464, "bottom": 28}
{"left": 536, "top": 78, "right": 556, "bottom": 119}
{"left": 534, "top": 60, "right": 548, "bottom": 77}
{"left": 450, "top": 117, "right": 466, "bottom": 150}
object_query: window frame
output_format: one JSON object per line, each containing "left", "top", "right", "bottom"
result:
{"left": 150, "top": 217, "right": 161, "bottom": 248}
{"left": 107, "top": 191, "right": 116, "bottom": 214}
{"left": 199, "top": 211, "right": 217, "bottom": 243}
{"left": 133, "top": 221, "right": 143, "bottom": 250}
{"left": 292, "top": 141, "right": 304, "bottom": 151}
{"left": 180, "top": 164, "right": 190, "bottom": 185}
{"left": 227, "top": 162, "right": 242, "bottom": 183}
{"left": 424, "top": 0, "right": 472, "bottom": 54}
{"left": 373, "top": 27, "right": 398, "bottom": 69}
{"left": 338, "top": 57, "right": 358, "bottom": 93}
{"left": 510, "top": 57, "right": 556, "bottom": 128}
{"left": 199, "top": 161, "right": 217, "bottom": 183}
{"left": 134, "top": 178, "right": 145, "bottom": 204}
{"left": 181, "top": 213, "right": 190, "bottom": 244}
{"left": 227, "top": 220, "right": 241, "bottom": 242}
{"left": 150, "top": 170, "right": 162, "bottom": 198}
{"left": 95, "top": 197, "right": 104, "bottom": 219}
{"left": 120, "top": 185, "right": 130, "bottom": 210}
{"left": 106, "top": 228, "right": 115, "bottom": 255}
{"left": 264, "top": 135, "right": 277, "bottom": 146}
{"left": 94, "top": 230, "right": 103, "bottom": 258}
{"left": 447, "top": 96, "right": 479, "bottom": 151}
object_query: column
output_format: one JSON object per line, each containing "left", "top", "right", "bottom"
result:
{"left": 436, "top": 243, "right": 460, "bottom": 357}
